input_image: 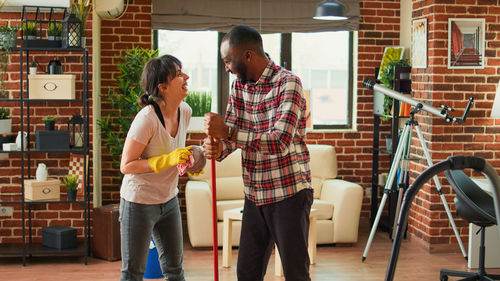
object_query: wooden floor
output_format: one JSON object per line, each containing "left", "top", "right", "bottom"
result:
{"left": 1, "top": 221, "right": 499, "bottom": 280}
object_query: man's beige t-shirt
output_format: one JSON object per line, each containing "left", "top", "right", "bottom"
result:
{"left": 120, "top": 102, "right": 191, "bottom": 204}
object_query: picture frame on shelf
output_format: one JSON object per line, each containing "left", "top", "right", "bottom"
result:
{"left": 377, "top": 46, "right": 405, "bottom": 81}
{"left": 448, "top": 18, "right": 485, "bottom": 69}
{"left": 69, "top": 153, "right": 89, "bottom": 198}
{"left": 411, "top": 18, "right": 427, "bottom": 69}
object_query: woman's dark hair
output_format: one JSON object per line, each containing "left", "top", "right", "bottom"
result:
{"left": 138, "top": 54, "right": 182, "bottom": 107}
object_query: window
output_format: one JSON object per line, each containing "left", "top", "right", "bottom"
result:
{"left": 157, "top": 30, "right": 219, "bottom": 113}
{"left": 292, "top": 32, "right": 353, "bottom": 129}
{"left": 156, "top": 30, "right": 355, "bottom": 130}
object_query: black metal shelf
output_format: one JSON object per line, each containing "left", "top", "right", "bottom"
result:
{"left": 0, "top": 99, "right": 87, "bottom": 103}
{"left": 0, "top": 244, "right": 24, "bottom": 255}
{"left": 371, "top": 66, "right": 412, "bottom": 237}
{"left": 12, "top": 46, "right": 86, "bottom": 52}
{"left": 0, "top": 44, "right": 91, "bottom": 266}
{"left": 0, "top": 148, "right": 88, "bottom": 154}
{"left": 26, "top": 243, "right": 86, "bottom": 256}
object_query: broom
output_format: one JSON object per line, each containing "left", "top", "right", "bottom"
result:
{"left": 211, "top": 156, "right": 219, "bottom": 280}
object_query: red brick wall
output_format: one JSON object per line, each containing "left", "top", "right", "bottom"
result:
{"left": 407, "top": 0, "right": 500, "bottom": 252}
{"left": 100, "top": 0, "right": 152, "bottom": 205}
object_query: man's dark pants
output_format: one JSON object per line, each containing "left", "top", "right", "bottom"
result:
{"left": 237, "top": 189, "right": 313, "bottom": 281}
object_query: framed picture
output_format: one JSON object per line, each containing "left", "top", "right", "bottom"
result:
{"left": 448, "top": 18, "right": 485, "bottom": 69}
{"left": 412, "top": 18, "right": 427, "bottom": 69}
{"left": 377, "top": 46, "right": 405, "bottom": 80}
{"left": 69, "top": 153, "right": 89, "bottom": 197}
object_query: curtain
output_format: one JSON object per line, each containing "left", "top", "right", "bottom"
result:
{"left": 151, "top": 0, "right": 360, "bottom": 33}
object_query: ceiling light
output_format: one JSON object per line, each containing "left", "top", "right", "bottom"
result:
{"left": 313, "top": 0, "right": 348, "bottom": 21}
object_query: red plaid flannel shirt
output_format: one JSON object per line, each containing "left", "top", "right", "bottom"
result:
{"left": 219, "top": 61, "right": 312, "bottom": 205}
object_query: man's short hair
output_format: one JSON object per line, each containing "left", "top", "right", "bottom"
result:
{"left": 223, "top": 25, "right": 265, "bottom": 56}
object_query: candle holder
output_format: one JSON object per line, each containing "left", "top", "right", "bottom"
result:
{"left": 67, "top": 113, "right": 84, "bottom": 148}
{"left": 62, "top": 13, "right": 81, "bottom": 48}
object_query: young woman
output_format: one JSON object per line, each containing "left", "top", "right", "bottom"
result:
{"left": 119, "top": 54, "right": 202, "bottom": 281}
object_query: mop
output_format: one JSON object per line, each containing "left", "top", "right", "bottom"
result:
{"left": 210, "top": 158, "right": 219, "bottom": 281}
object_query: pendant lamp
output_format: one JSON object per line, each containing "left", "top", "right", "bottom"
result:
{"left": 313, "top": 0, "right": 348, "bottom": 20}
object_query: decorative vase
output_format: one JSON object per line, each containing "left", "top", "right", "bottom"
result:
{"left": 67, "top": 189, "right": 77, "bottom": 201}
{"left": 15, "top": 131, "right": 27, "bottom": 150}
{"left": 44, "top": 121, "right": 55, "bottom": 130}
{"left": 0, "top": 118, "right": 12, "bottom": 134}
{"left": 29, "top": 67, "right": 37, "bottom": 75}
{"left": 36, "top": 163, "right": 48, "bottom": 181}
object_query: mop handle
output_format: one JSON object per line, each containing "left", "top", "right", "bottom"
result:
{"left": 210, "top": 158, "right": 219, "bottom": 281}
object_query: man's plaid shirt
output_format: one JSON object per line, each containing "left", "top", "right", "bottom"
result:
{"left": 219, "top": 61, "right": 312, "bottom": 206}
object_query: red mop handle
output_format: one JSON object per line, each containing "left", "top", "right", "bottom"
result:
{"left": 210, "top": 158, "right": 219, "bottom": 281}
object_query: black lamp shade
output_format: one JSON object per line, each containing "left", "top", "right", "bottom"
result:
{"left": 62, "top": 13, "right": 82, "bottom": 48}
{"left": 313, "top": 0, "right": 348, "bottom": 20}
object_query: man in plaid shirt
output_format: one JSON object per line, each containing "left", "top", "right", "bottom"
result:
{"left": 203, "top": 25, "right": 313, "bottom": 281}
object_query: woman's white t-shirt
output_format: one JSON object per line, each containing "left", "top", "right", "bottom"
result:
{"left": 120, "top": 102, "right": 191, "bottom": 204}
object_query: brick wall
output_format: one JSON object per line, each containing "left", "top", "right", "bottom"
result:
{"left": 2, "top": 0, "right": 500, "bottom": 253}
{"left": 406, "top": 0, "right": 500, "bottom": 252}
{"left": 100, "top": 0, "right": 152, "bottom": 205}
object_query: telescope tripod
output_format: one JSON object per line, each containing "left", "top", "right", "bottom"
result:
{"left": 362, "top": 105, "right": 468, "bottom": 261}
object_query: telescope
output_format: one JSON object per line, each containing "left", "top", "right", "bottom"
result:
{"left": 363, "top": 78, "right": 474, "bottom": 123}
{"left": 361, "top": 78, "right": 475, "bottom": 262}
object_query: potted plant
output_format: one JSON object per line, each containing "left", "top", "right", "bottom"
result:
{"left": 0, "top": 25, "right": 18, "bottom": 98}
{"left": 61, "top": 174, "right": 78, "bottom": 201}
{"left": 47, "top": 22, "right": 62, "bottom": 41}
{"left": 70, "top": 0, "right": 91, "bottom": 46}
{"left": 42, "top": 115, "right": 56, "bottom": 130}
{"left": 98, "top": 47, "right": 158, "bottom": 177}
{"left": 0, "top": 107, "right": 11, "bottom": 134}
{"left": 185, "top": 91, "right": 212, "bottom": 131}
{"left": 378, "top": 59, "right": 411, "bottom": 117}
{"left": 29, "top": 61, "right": 37, "bottom": 75}
{"left": 0, "top": 25, "right": 19, "bottom": 49}
{"left": 22, "top": 22, "right": 37, "bottom": 40}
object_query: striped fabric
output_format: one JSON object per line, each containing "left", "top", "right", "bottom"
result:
{"left": 219, "top": 61, "right": 312, "bottom": 206}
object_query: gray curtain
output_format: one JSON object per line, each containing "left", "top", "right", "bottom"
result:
{"left": 151, "top": 0, "right": 360, "bottom": 33}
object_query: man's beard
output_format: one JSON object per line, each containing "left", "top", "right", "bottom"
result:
{"left": 236, "top": 62, "right": 248, "bottom": 84}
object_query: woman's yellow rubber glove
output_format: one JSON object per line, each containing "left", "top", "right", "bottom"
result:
{"left": 148, "top": 146, "right": 192, "bottom": 173}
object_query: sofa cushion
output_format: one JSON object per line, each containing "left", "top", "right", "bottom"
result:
{"left": 311, "top": 199, "right": 334, "bottom": 220}
{"left": 188, "top": 149, "right": 242, "bottom": 181}
{"left": 311, "top": 177, "right": 322, "bottom": 199}
{"left": 214, "top": 177, "right": 245, "bottom": 201}
{"left": 216, "top": 199, "right": 245, "bottom": 221}
{"left": 307, "top": 144, "right": 337, "bottom": 180}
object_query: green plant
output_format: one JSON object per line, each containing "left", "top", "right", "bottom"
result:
{"left": 98, "top": 47, "right": 158, "bottom": 174}
{"left": 0, "top": 25, "right": 18, "bottom": 98}
{"left": 22, "top": 21, "right": 37, "bottom": 36}
{"left": 379, "top": 59, "right": 411, "bottom": 117}
{"left": 185, "top": 91, "right": 212, "bottom": 117}
{"left": 47, "top": 22, "right": 62, "bottom": 37}
{"left": 42, "top": 115, "right": 56, "bottom": 122}
{"left": 0, "top": 107, "right": 9, "bottom": 119}
{"left": 30, "top": 61, "right": 36, "bottom": 67}
{"left": 70, "top": 0, "right": 91, "bottom": 34}
{"left": 61, "top": 174, "right": 79, "bottom": 191}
